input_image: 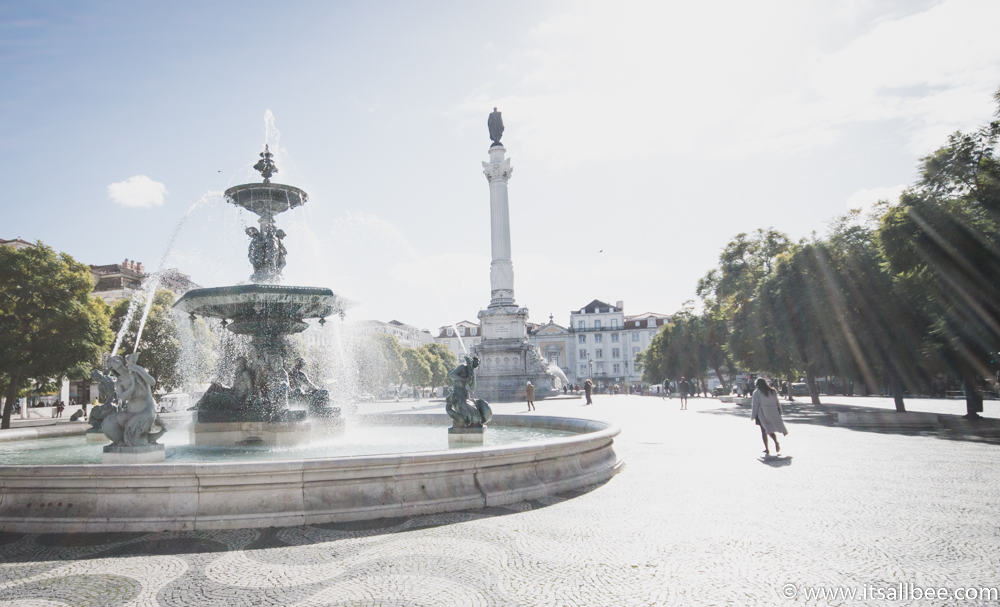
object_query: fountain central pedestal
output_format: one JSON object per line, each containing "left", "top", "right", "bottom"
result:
{"left": 172, "top": 146, "right": 349, "bottom": 446}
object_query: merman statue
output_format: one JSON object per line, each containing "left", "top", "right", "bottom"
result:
{"left": 101, "top": 353, "right": 166, "bottom": 447}
{"left": 445, "top": 356, "right": 492, "bottom": 428}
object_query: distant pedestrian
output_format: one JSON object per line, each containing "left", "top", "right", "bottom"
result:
{"left": 80, "top": 398, "right": 88, "bottom": 420}
{"left": 55, "top": 400, "right": 65, "bottom": 418}
{"left": 678, "top": 377, "right": 690, "bottom": 410}
{"left": 751, "top": 377, "right": 788, "bottom": 456}
{"left": 584, "top": 378, "right": 593, "bottom": 405}
{"left": 526, "top": 381, "right": 535, "bottom": 411}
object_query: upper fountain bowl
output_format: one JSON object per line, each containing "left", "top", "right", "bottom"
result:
{"left": 174, "top": 284, "right": 348, "bottom": 334}
{"left": 225, "top": 182, "right": 308, "bottom": 220}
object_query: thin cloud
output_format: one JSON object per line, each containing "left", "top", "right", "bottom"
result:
{"left": 845, "top": 184, "right": 906, "bottom": 211}
{"left": 107, "top": 175, "right": 167, "bottom": 208}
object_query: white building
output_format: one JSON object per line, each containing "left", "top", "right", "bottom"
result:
{"left": 355, "top": 319, "right": 433, "bottom": 349}
{"left": 566, "top": 300, "right": 668, "bottom": 387}
{"left": 434, "top": 320, "right": 482, "bottom": 360}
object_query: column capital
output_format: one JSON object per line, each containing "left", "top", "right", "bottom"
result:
{"left": 482, "top": 158, "right": 513, "bottom": 182}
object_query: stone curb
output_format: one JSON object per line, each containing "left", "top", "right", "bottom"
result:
{"left": 0, "top": 422, "right": 89, "bottom": 443}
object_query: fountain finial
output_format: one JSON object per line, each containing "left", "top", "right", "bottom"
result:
{"left": 253, "top": 145, "right": 278, "bottom": 183}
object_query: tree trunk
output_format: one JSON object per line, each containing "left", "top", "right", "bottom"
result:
{"left": 889, "top": 370, "right": 906, "bottom": 412}
{"left": 2, "top": 376, "right": 20, "bottom": 430}
{"left": 805, "top": 369, "right": 821, "bottom": 405}
{"left": 712, "top": 366, "right": 726, "bottom": 393}
{"left": 962, "top": 376, "right": 984, "bottom": 418}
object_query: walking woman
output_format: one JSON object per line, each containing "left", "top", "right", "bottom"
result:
{"left": 750, "top": 377, "right": 787, "bottom": 455}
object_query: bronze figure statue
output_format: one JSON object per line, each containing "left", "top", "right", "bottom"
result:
{"left": 445, "top": 356, "right": 492, "bottom": 428}
{"left": 488, "top": 107, "right": 504, "bottom": 147}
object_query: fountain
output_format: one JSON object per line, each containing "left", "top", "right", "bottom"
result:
{"left": 0, "top": 129, "right": 622, "bottom": 533}
{"left": 173, "top": 146, "right": 347, "bottom": 446}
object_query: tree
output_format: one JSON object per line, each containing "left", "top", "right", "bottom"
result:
{"left": 879, "top": 91, "right": 1000, "bottom": 416}
{"left": 110, "top": 289, "right": 182, "bottom": 392}
{"left": 402, "top": 348, "right": 432, "bottom": 388}
{"left": 420, "top": 343, "right": 457, "bottom": 388}
{"left": 0, "top": 242, "right": 112, "bottom": 429}
{"left": 352, "top": 332, "right": 405, "bottom": 394}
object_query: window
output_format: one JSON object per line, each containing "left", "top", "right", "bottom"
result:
{"left": 648, "top": 331, "right": 656, "bottom": 340}
{"left": 579, "top": 349, "right": 587, "bottom": 359}
{"left": 578, "top": 334, "right": 586, "bottom": 344}
{"left": 595, "top": 320, "right": 602, "bottom": 329}
{"left": 612, "top": 348, "right": 620, "bottom": 359}
{"left": 611, "top": 333, "right": 619, "bottom": 343}
{"left": 611, "top": 318, "right": 619, "bottom": 328}
{"left": 594, "top": 334, "right": 603, "bottom": 343}
{"left": 613, "top": 363, "right": 620, "bottom": 374}
{"left": 631, "top": 333, "right": 639, "bottom": 342}
{"left": 596, "top": 349, "right": 603, "bottom": 359}
{"left": 580, "top": 364, "right": 588, "bottom": 375}
{"left": 577, "top": 320, "right": 584, "bottom": 329}
{"left": 632, "top": 347, "right": 639, "bottom": 356}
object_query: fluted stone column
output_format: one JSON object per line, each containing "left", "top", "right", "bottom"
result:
{"left": 483, "top": 145, "right": 515, "bottom": 308}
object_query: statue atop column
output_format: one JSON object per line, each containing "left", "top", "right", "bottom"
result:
{"left": 488, "top": 107, "right": 504, "bottom": 147}
{"left": 445, "top": 356, "right": 492, "bottom": 428}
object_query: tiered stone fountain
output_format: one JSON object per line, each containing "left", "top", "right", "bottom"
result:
{"left": 174, "top": 147, "right": 348, "bottom": 446}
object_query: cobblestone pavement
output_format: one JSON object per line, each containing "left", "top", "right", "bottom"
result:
{"left": 2, "top": 395, "right": 999, "bottom": 606}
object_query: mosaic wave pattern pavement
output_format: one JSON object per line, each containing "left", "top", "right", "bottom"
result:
{"left": 1, "top": 396, "right": 998, "bottom": 606}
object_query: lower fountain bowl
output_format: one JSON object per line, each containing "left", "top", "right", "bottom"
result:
{"left": 0, "top": 414, "right": 621, "bottom": 532}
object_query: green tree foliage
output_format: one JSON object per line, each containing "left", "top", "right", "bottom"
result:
{"left": 0, "top": 242, "right": 112, "bottom": 428}
{"left": 420, "top": 343, "right": 457, "bottom": 387}
{"left": 110, "top": 290, "right": 182, "bottom": 392}
{"left": 352, "top": 332, "right": 405, "bottom": 393}
{"left": 402, "top": 348, "right": 432, "bottom": 387}
{"left": 879, "top": 92, "right": 1000, "bottom": 415}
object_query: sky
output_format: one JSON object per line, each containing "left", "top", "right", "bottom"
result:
{"left": 3, "top": 0, "right": 999, "bottom": 332}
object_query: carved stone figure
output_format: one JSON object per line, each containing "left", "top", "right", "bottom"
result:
{"left": 88, "top": 368, "right": 118, "bottom": 431}
{"left": 102, "top": 354, "right": 166, "bottom": 447}
{"left": 246, "top": 224, "right": 287, "bottom": 282}
{"left": 445, "top": 356, "right": 492, "bottom": 428}
{"left": 195, "top": 356, "right": 255, "bottom": 421}
{"left": 488, "top": 107, "right": 504, "bottom": 147}
{"left": 289, "top": 357, "right": 338, "bottom": 417}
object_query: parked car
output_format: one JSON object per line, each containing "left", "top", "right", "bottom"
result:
{"left": 790, "top": 382, "right": 810, "bottom": 396}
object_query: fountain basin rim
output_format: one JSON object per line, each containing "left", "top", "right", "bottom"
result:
{"left": 0, "top": 414, "right": 622, "bottom": 532}
{"left": 0, "top": 414, "right": 618, "bottom": 472}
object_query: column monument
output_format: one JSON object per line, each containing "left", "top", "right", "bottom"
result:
{"left": 472, "top": 108, "right": 560, "bottom": 401}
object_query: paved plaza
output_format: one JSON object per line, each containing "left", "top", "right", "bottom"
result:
{"left": 1, "top": 394, "right": 999, "bottom": 606}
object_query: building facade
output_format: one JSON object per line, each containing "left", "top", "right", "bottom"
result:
{"left": 433, "top": 321, "right": 482, "bottom": 360}
{"left": 565, "top": 300, "right": 668, "bottom": 388}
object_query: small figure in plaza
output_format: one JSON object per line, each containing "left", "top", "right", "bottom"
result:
{"left": 584, "top": 378, "right": 593, "bottom": 405}
{"left": 88, "top": 368, "right": 118, "bottom": 431}
{"left": 750, "top": 377, "right": 788, "bottom": 456}
{"left": 445, "top": 356, "right": 492, "bottom": 428}
{"left": 488, "top": 107, "right": 504, "bottom": 147}
{"left": 525, "top": 380, "right": 535, "bottom": 411}
{"left": 678, "top": 377, "right": 690, "bottom": 410}
{"left": 102, "top": 353, "right": 166, "bottom": 447}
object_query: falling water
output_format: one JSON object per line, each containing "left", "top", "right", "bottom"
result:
{"left": 451, "top": 323, "right": 469, "bottom": 355}
{"left": 131, "top": 191, "right": 222, "bottom": 350}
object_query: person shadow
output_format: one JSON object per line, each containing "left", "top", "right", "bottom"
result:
{"left": 758, "top": 454, "right": 793, "bottom": 467}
